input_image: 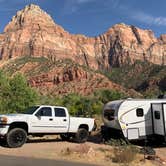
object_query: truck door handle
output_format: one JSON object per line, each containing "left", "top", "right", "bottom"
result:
{"left": 63, "top": 119, "right": 67, "bottom": 121}
{"left": 49, "top": 118, "right": 53, "bottom": 121}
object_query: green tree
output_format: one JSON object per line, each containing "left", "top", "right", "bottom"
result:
{"left": 94, "top": 89, "right": 125, "bottom": 103}
{"left": 8, "top": 73, "right": 38, "bottom": 113}
{"left": 62, "top": 93, "right": 82, "bottom": 116}
{"left": 0, "top": 71, "right": 10, "bottom": 113}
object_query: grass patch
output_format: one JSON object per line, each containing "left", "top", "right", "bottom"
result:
{"left": 3, "top": 56, "right": 49, "bottom": 76}
{"left": 61, "top": 147, "right": 72, "bottom": 156}
{"left": 105, "top": 139, "right": 139, "bottom": 165}
{"left": 106, "top": 138, "right": 128, "bottom": 146}
{"left": 112, "top": 145, "right": 138, "bottom": 164}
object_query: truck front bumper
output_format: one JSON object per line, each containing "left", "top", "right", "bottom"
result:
{"left": 0, "top": 125, "right": 9, "bottom": 136}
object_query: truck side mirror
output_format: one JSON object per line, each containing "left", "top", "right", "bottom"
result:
{"left": 36, "top": 115, "right": 41, "bottom": 120}
{"left": 35, "top": 112, "right": 41, "bottom": 120}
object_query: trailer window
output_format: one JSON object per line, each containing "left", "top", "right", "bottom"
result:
{"left": 154, "top": 111, "right": 160, "bottom": 119}
{"left": 136, "top": 108, "right": 144, "bottom": 117}
{"left": 104, "top": 110, "right": 115, "bottom": 121}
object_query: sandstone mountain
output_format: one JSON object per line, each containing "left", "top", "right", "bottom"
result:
{"left": 0, "top": 4, "right": 165, "bottom": 69}
{"left": 0, "top": 4, "right": 165, "bottom": 96}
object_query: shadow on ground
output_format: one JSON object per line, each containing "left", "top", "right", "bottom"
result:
{"left": 0, "top": 130, "right": 166, "bottom": 149}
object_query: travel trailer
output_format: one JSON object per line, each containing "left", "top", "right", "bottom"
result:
{"left": 102, "top": 98, "right": 166, "bottom": 142}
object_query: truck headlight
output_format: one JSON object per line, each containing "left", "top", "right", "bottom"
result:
{"left": 0, "top": 117, "right": 8, "bottom": 124}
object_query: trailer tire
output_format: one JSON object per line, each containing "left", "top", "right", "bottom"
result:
{"left": 6, "top": 128, "right": 27, "bottom": 148}
{"left": 101, "top": 126, "right": 110, "bottom": 142}
{"left": 75, "top": 128, "right": 89, "bottom": 143}
{"left": 60, "top": 134, "right": 71, "bottom": 141}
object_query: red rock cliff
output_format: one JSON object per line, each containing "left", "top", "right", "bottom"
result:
{"left": 0, "top": 4, "right": 165, "bottom": 69}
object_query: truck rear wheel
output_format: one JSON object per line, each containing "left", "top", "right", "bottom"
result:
{"left": 75, "top": 128, "right": 89, "bottom": 143}
{"left": 6, "top": 128, "right": 27, "bottom": 148}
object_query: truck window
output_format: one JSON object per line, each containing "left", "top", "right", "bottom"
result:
{"left": 54, "top": 108, "right": 66, "bottom": 117}
{"left": 35, "top": 107, "right": 52, "bottom": 117}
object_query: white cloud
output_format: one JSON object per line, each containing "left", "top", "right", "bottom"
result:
{"left": 131, "top": 11, "right": 166, "bottom": 26}
{"left": 62, "top": 0, "right": 166, "bottom": 28}
{"left": 76, "top": 0, "right": 95, "bottom": 4}
{"left": 62, "top": 0, "right": 120, "bottom": 15}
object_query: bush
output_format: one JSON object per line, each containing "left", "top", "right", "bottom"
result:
{"left": 94, "top": 89, "right": 125, "bottom": 103}
{"left": 38, "top": 89, "right": 125, "bottom": 117}
{"left": 112, "top": 145, "right": 138, "bottom": 164}
{"left": 106, "top": 139, "right": 128, "bottom": 146}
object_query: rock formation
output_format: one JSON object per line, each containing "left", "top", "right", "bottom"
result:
{"left": 0, "top": 4, "right": 165, "bottom": 97}
{"left": 0, "top": 4, "right": 165, "bottom": 70}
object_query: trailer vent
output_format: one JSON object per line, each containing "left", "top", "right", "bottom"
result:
{"left": 136, "top": 108, "right": 144, "bottom": 117}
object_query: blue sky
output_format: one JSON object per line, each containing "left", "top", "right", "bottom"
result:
{"left": 0, "top": 0, "right": 166, "bottom": 37}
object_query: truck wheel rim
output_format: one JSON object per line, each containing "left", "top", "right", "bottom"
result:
{"left": 11, "top": 131, "right": 25, "bottom": 144}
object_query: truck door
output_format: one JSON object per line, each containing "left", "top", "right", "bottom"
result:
{"left": 152, "top": 103, "right": 165, "bottom": 136}
{"left": 30, "top": 106, "right": 55, "bottom": 133}
{"left": 53, "top": 107, "right": 69, "bottom": 133}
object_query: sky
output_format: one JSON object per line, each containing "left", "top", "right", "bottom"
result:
{"left": 0, "top": 0, "right": 166, "bottom": 37}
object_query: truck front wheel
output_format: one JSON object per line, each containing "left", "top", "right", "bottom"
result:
{"left": 75, "top": 128, "right": 89, "bottom": 143}
{"left": 6, "top": 128, "right": 27, "bottom": 148}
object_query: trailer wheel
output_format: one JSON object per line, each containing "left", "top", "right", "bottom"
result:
{"left": 75, "top": 128, "right": 89, "bottom": 143}
{"left": 101, "top": 126, "right": 110, "bottom": 142}
{"left": 6, "top": 128, "right": 27, "bottom": 148}
{"left": 60, "top": 134, "right": 71, "bottom": 141}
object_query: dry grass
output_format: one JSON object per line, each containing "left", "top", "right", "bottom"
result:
{"left": 112, "top": 145, "right": 138, "bottom": 164}
{"left": 61, "top": 144, "right": 91, "bottom": 156}
{"left": 61, "top": 147, "right": 72, "bottom": 156}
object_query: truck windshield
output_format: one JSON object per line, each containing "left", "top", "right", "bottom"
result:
{"left": 23, "top": 106, "right": 39, "bottom": 114}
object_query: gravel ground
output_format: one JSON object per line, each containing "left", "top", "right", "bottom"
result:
{"left": 0, "top": 135, "right": 157, "bottom": 166}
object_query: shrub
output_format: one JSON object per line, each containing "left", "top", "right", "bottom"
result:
{"left": 38, "top": 89, "right": 125, "bottom": 117}
{"left": 62, "top": 147, "right": 72, "bottom": 156}
{"left": 106, "top": 139, "right": 128, "bottom": 146}
{"left": 112, "top": 145, "right": 138, "bottom": 164}
{"left": 94, "top": 89, "right": 126, "bottom": 103}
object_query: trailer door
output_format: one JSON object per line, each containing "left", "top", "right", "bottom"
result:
{"left": 152, "top": 103, "right": 165, "bottom": 136}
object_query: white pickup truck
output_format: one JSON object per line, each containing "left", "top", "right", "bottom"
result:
{"left": 0, "top": 105, "right": 95, "bottom": 148}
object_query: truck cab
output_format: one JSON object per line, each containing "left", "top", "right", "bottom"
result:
{"left": 27, "top": 105, "right": 70, "bottom": 133}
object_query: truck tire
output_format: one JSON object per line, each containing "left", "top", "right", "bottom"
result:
{"left": 75, "top": 128, "right": 89, "bottom": 143}
{"left": 60, "top": 134, "right": 71, "bottom": 141}
{"left": 6, "top": 128, "right": 27, "bottom": 148}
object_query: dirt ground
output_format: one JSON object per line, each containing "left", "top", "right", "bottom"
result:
{"left": 0, "top": 135, "right": 162, "bottom": 166}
